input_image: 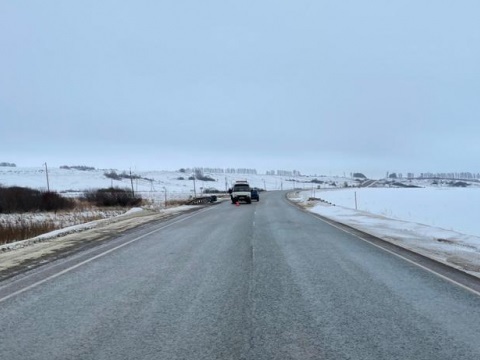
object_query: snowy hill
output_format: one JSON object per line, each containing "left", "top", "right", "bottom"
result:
{"left": 0, "top": 166, "right": 357, "bottom": 203}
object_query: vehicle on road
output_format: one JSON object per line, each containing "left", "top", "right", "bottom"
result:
{"left": 230, "top": 180, "right": 252, "bottom": 204}
{"left": 251, "top": 189, "right": 259, "bottom": 202}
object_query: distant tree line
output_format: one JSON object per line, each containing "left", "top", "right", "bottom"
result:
{"left": 387, "top": 172, "right": 480, "bottom": 180}
{"left": 179, "top": 167, "right": 258, "bottom": 175}
{"left": 82, "top": 187, "right": 142, "bottom": 207}
{"left": 60, "top": 165, "right": 96, "bottom": 171}
{"left": 178, "top": 167, "right": 314, "bottom": 176}
{"left": 0, "top": 162, "right": 16, "bottom": 167}
{"left": 351, "top": 173, "right": 367, "bottom": 179}
{"left": 266, "top": 170, "right": 302, "bottom": 176}
{"left": 189, "top": 168, "right": 215, "bottom": 181}
{"left": 104, "top": 170, "right": 143, "bottom": 181}
{"left": 227, "top": 168, "right": 258, "bottom": 175}
{"left": 417, "top": 172, "right": 480, "bottom": 180}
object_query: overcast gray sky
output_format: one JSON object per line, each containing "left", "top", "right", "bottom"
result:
{"left": 1, "top": 1, "right": 479, "bottom": 178}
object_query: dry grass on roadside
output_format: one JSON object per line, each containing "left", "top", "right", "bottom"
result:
{"left": 166, "top": 199, "right": 188, "bottom": 207}
{"left": 0, "top": 209, "right": 124, "bottom": 245}
{"left": 0, "top": 218, "right": 57, "bottom": 245}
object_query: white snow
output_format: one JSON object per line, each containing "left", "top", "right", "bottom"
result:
{"left": 0, "top": 166, "right": 310, "bottom": 204}
{"left": 307, "top": 187, "right": 480, "bottom": 237}
{"left": 293, "top": 187, "right": 480, "bottom": 277}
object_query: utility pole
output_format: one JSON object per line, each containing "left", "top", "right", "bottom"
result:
{"left": 163, "top": 187, "right": 167, "bottom": 208}
{"left": 129, "top": 168, "right": 135, "bottom": 196}
{"left": 44, "top": 162, "right": 50, "bottom": 192}
{"left": 193, "top": 175, "right": 197, "bottom": 198}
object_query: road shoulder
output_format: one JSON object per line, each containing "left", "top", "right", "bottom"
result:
{"left": 0, "top": 206, "right": 202, "bottom": 281}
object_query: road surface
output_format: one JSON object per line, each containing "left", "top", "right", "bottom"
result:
{"left": 1, "top": 191, "right": 479, "bottom": 359}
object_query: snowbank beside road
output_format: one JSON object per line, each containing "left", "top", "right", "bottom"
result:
{"left": 308, "top": 187, "right": 480, "bottom": 237}
{"left": 292, "top": 190, "right": 480, "bottom": 278}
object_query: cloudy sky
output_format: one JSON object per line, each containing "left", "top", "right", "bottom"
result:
{"left": 1, "top": 1, "right": 479, "bottom": 178}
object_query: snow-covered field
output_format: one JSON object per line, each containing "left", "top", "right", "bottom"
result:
{"left": 0, "top": 166, "right": 324, "bottom": 205}
{"left": 293, "top": 186, "right": 480, "bottom": 277}
{"left": 310, "top": 187, "right": 480, "bottom": 237}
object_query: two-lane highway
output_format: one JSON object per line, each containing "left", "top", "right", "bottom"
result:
{"left": 1, "top": 191, "right": 479, "bottom": 359}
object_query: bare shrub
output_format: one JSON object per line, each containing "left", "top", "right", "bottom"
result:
{"left": 40, "top": 191, "right": 75, "bottom": 211}
{"left": 83, "top": 187, "right": 142, "bottom": 207}
{"left": 0, "top": 186, "right": 74, "bottom": 213}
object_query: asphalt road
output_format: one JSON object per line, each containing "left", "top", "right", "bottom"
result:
{"left": 1, "top": 191, "right": 480, "bottom": 359}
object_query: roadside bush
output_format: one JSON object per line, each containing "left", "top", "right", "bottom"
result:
{"left": 40, "top": 191, "right": 75, "bottom": 211}
{"left": 83, "top": 187, "right": 142, "bottom": 207}
{"left": 0, "top": 186, "right": 74, "bottom": 213}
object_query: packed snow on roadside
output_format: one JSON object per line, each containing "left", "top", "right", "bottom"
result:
{"left": 292, "top": 187, "right": 480, "bottom": 276}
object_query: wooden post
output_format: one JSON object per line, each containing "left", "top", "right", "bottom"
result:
{"left": 44, "top": 162, "right": 50, "bottom": 192}
{"left": 193, "top": 176, "right": 197, "bottom": 197}
{"left": 130, "top": 168, "right": 134, "bottom": 196}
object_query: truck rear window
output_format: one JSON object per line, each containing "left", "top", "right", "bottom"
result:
{"left": 234, "top": 185, "right": 250, "bottom": 192}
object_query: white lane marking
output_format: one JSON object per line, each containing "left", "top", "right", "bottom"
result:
{"left": 285, "top": 195, "right": 480, "bottom": 297}
{"left": 0, "top": 207, "right": 213, "bottom": 304}
{"left": 309, "top": 211, "right": 480, "bottom": 298}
